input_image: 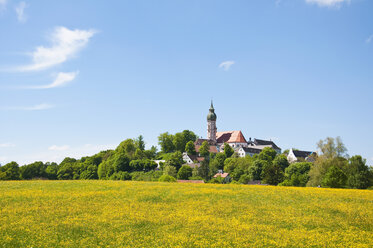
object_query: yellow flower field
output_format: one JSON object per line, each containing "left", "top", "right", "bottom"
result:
{"left": 0, "top": 181, "right": 372, "bottom": 247}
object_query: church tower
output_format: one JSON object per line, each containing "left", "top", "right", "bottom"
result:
{"left": 207, "top": 101, "right": 217, "bottom": 143}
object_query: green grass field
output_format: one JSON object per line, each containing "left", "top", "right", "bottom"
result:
{"left": 0, "top": 181, "right": 372, "bottom": 247}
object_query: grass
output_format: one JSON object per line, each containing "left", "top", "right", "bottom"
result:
{"left": 0, "top": 180, "right": 372, "bottom": 247}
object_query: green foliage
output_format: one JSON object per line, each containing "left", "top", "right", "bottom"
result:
{"left": 238, "top": 174, "right": 251, "bottom": 184}
{"left": 129, "top": 159, "right": 157, "bottom": 172}
{"left": 116, "top": 139, "right": 137, "bottom": 159}
{"left": 280, "top": 162, "right": 312, "bottom": 187}
{"left": 317, "top": 136, "right": 347, "bottom": 159}
{"left": 307, "top": 157, "right": 348, "bottom": 187}
{"left": 163, "top": 165, "right": 177, "bottom": 178}
{"left": 209, "top": 176, "right": 224, "bottom": 184}
{"left": 258, "top": 147, "right": 277, "bottom": 163}
{"left": 131, "top": 171, "right": 163, "bottom": 181}
{"left": 322, "top": 166, "right": 347, "bottom": 188}
{"left": 173, "top": 130, "right": 197, "bottom": 152}
{"left": 198, "top": 159, "right": 210, "bottom": 181}
{"left": 177, "top": 165, "right": 193, "bottom": 180}
{"left": 199, "top": 141, "right": 210, "bottom": 158}
{"left": 185, "top": 141, "right": 196, "bottom": 155}
{"left": 135, "top": 135, "right": 146, "bottom": 151}
{"left": 110, "top": 171, "right": 132, "bottom": 181}
{"left": 158, "top": 132, "right": 175, "bottom": 153}
{"left": 158, "top": 174, "right": 177, "bottom": 182}
{"left": 224, "top": 143, "right": 234, "bottom": 158}
{"left": 0, "top": 162, "right": 20, "bottom": 180}
{"left": 164, "top": 151, "right": 183, "bottom": 171}
{"left": 210, "top": 153, "right": 226, "bottom": 172}
{"left": 346, "top": 155, "right": 371, "bottom": 189}
{"left": 248, "top": 160, "right": 267, "bottom": 180}
{"left": 273, "top": 154, "right": 289, "bottom": 171}
{"left": 261, "top": 162, "right": 284, "bottom": 185}
{"left": 21, "top": 161, "right": 47, "bottom": 179}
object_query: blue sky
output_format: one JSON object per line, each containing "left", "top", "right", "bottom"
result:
{"left": 0, "top": 0, "right": 372, "bottom": 165}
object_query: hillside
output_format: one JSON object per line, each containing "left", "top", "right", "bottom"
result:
{"left": 0, "top": 181, "right": 372, "bottom": 247}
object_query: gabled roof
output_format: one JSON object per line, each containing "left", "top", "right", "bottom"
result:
{"left": 241, "top": 147, "right": 263, "bottom": 154}
{"left": 216, "top": 131, "right": 247, "bottom": 144}
{"left": 253, "top": 138, "right": 281, "bottom": 151}
{"left": 292, "top": 150, "right": 313, "bottom": 158}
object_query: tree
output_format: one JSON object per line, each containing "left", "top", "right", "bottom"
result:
{"left": 261, "top": 162, "right": 284, "bottom": 185}
{"left": 199, "top": 141, "right": 210, "bottom": 158}
{"left": 135, "top": 135, "right": 146, "bottom": 151}
{"left": 272, "top": 154, "right": 289, "bottom": 171}
{"left": 158, "top": 132, "right": 175, "bottom": 153}
{"left": 0, "top": 162, "right": 20, "bottom": 180}
{"left": 20, "top": 161, "right": 47, "bottom": 179}
{"left": 158, "top": 174, "right": 176, "bottom": 182}
{"left": 45, "top": 162, "right": 58, "bottom": 180}
{"left": 185, "top": 141, "right": 196, "bottom": 155}
{"left": 165, "top": 151, "right": 184, "bottom": 171}
{"left": 258, "top": 147, "right": 277, "bottom": 163}
{"left": 144, "top": 146, "right": 158, "bottom": 159}
{"left": 280, "top": 162, "right": 312, "bottom": 187}
{"left": 210, "top": 153, "right": 226, "bottom": 174}
{"left": 198, "top": 159, "right": 210, "bottom": 181}
{"left": 177, "top": 165, "right": 193, "bottom": 180}
{"left": 307, "top": 157, "right": 348, "bottom": 187}
{"left": 248, "top": 160, "right": 267, "bottom": 180}
{"left": 346, "top": 155, "right": 371, "bottom": 189}
{"left": 163, "top": 165, "right": 177, "bottom": 178}
{"left": 116, "top": 139, "right": 137, "bottom": 159}
{"left": 113, "top": 153, "right": 131, "bottom": 172}
{"left": 322, "top": 166, "right": 347, "bottom": 188}
{"left": 224, "top": 143, "right": 234, "bottom": 158}
{"left": 317, "top": 136, "right": 347, "bottom": 159}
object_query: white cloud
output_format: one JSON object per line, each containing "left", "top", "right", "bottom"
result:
{"left": 17, "top": 26, "right": 96, "bottom": 71}
{"left": 48, "top": 145, "right": 70, "bottom": 151}
{"left": 15, "top": 1, "right": 27, "bottom": 23}
{"left": 305, "top": 0, "right": 350, "bottom": 7}
{"left": 27, "top": 71, "right": 78, "bottom": 89}
{"left": 4, "top": 103, "right": 54, "bottom": 111}
{"left": 366, "top": 35, "right": 373, "bottom": 44}
{"left": 0, "top": 143, "right": 15, "bottom": 148}
{"left": 219, "top": 60, "right": 235, "bottom": 71}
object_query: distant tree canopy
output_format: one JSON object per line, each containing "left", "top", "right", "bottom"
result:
{"left": 1, "top": 134, "right": 372, "bottom": 189}
{"left": 158, "top": 130, "right": 197, "bottom": 154}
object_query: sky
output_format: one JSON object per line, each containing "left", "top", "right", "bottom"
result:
{"left": 0, "top": 0, "right": 372, "bottom": 165}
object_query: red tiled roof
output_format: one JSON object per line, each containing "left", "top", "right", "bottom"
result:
{"left": 195, "top": 145, "right": 218, "bottom": 153}
{"left": 216, "top": 131, "right": 247, "bottom": 144}
{"left": 213, "top": 173, "right": 229, "bottom": 178}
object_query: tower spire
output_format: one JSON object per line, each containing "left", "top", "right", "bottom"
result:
{"left": 207, "top": 101, "right": 217, "bottom": 143}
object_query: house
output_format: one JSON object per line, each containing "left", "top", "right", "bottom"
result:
{"left": 236, "top": 146, "right": 263, "bottom": 157}
{"left": 248, "top": 138, "right": 282, "bottom": 154}
{"left": 216, "top": 130, "right": 248, "bottom": 149}
{"left": 287, "top": 148, "right": 316, "bottom": 163}
{"left": 213, "top": 172, "right": 231, "bottom": 183}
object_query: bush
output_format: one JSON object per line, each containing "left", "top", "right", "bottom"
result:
{"left": 177, "top": 165, "right": 193, "bottom": 180}
{"left": 158, "top": 175, "right": 176, "bottom": 182}
{"left": 131, "top": 171, "right": 162, "bottom": 181}
{"left": 209, "top": 176, "right": 224, "bottom": 184}
{"left": 188, "top": 176, "right": 203, "bottom": 180}
{"left": 238, "top": 174, "right": 251, "bottom": 184}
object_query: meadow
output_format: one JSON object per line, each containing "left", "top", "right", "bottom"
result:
{"left": 0, "top": 181, "right": 372, "bottom": 247}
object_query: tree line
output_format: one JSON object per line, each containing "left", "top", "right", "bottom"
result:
{"left": 0, "top": 132, "right": 372, "bottom": 189}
